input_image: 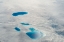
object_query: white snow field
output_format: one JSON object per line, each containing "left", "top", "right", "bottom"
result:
{"left": 0, "top": 0, "right": 64, "bottom": 42}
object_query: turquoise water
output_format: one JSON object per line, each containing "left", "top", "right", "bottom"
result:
{"left": 29, "top": 28, "right": 36, "bottom": 31}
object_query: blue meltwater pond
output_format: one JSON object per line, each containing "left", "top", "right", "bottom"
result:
{"left": 26, "top": 28, "right": 43, "bottom": 39}
{"left": 14, "top": 27, "right": 21, "bottom": 31}
{"left": 21, "top": 22, "right": 30, "bottom": 25}
{"left": 12, "top": 12, "right": 28, "bottom": 16}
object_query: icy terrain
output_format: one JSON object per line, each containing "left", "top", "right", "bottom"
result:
{"left": 0, "top": 0, "right": 64, "bottom": 42}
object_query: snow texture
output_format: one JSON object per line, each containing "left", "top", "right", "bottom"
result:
{"left": 0, "top": 0, "right": 64, "bottom": 42}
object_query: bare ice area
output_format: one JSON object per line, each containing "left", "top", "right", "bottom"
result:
{"left": 0, "top": 0, "right": 64, "bottom": 42}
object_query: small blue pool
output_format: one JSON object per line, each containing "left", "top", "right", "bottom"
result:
{"left": 12, "top": 12, "right": 28, "bottom": 16}
{"left": 21, "top": 22, "right": 30, "bottom": 25}
{"left": 14, "top": 27, "right": 20, "bottom": 31}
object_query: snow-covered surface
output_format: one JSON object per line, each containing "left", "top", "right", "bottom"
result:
{"left": 0, "top": 0, "right": 64, "bottom": 42}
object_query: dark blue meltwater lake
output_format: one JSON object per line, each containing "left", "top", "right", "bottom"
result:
{"left": 26, "top": 28, "right": 43, "bottom": 39}
{"left": 12, "top": 12, "right": 28, "bottom": 16}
